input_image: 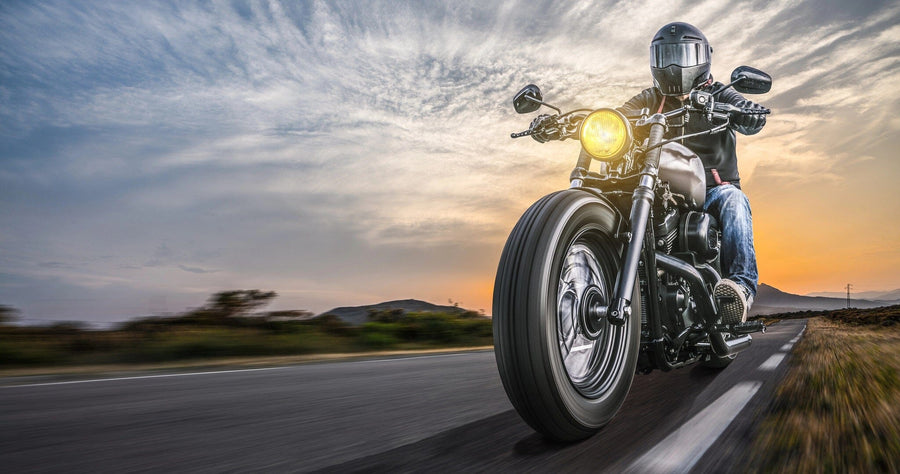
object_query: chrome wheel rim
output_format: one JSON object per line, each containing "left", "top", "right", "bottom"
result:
{"left": 556, "top": 231, "right": 628, "bottom": 398}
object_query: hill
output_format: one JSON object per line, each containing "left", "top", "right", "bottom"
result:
{"left": 317, "top": 299, "right": 468, "bottom": 325}
{"left": 805, "top": 288, "right": 900, "bottom": 302}
{"left": 315, "top": 285, "right": 896, "bottom": 323}
{"left": 751, "top": 283, "right": 896, "bottom": 316}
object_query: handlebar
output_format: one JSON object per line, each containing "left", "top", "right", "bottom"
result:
{"left": 512, "top": 96, "right": 770, "bottom": 142}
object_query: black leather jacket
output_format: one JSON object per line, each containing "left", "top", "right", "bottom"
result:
{"left": 605, "top": 83, "right": 766, "bottom": 189}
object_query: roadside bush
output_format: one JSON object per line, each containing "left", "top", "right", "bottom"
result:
{"left": 0, "top": 341, "right": 66, "bottom": 366}
{"left": 360, "top": 331, "right": 400, "bottom": 348}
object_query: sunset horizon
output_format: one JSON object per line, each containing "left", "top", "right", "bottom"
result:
{"left": 2, "top": 1, "right": 898, "bottom": 325}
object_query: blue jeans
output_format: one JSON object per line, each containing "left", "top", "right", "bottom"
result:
{"left": 703, "top": 185, "right": 758, "bottom": 297}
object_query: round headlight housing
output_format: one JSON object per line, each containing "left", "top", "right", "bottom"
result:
{"left": 579, "top": 109, "right": 632, "bottom": 162}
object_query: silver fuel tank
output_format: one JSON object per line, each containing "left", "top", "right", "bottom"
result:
{"left": 658, "top": 142, "right": 706, "bottom": 208}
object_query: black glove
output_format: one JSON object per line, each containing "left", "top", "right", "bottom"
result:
{"left": 529, "top": 114, "right": 560, "bottom": 143}
{"left": 730, "top": 100, "right": 767, "bottom": 134}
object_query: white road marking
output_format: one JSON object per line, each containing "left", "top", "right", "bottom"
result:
{"left": 781, "top": 343, "right": 794, "bottom": 351}
{"left": 759, "top": 353, "right": 787, "bottom": 371}
{"left": 788, "top": 326, "right": 806, "bottom": 344}
{"left": 1, "top": 366, "right": 293, "bottom": 389}
{"left": 625, "top": 381, "right": 762, "bottom": 474}
{"left": 2, "top": 350, "right": 494, "bottom": 389}
{"left": 571, "top": 344, "right": 593, "bottom": 352}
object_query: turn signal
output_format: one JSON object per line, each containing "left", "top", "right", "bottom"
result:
{"left": 579, "top": 109, "right": 631, "bottom": 161}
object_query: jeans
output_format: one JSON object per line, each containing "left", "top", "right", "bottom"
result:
{"left": 703, "top": 185, "right": 758, "bottom": 297}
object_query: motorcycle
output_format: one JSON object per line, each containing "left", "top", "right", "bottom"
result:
{"left": 493, "top": 66, "right": 772, "bottom": 441}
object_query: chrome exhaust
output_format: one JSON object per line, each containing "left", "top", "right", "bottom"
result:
{"left": 709, "top": 333, "right": 752, "bottom": 356}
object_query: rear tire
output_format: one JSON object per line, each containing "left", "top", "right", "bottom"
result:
{"left": 493, "top": 190, "right": 641, "bottom": 442}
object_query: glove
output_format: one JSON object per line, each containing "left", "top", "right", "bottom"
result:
{"left": 730, "top": 101, "right": 767, "bottom": 134}
{"left": 529, "top": 114, "right": 559, "bottom": 143}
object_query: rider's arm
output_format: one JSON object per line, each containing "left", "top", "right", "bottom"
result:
{"left": 614, "top": 88, "right": 660, "bottom": 144}
{"left": 717, "top": 87, "right": 767, "bottom": 136}
{"left": 616, "top": 88, "right": 659, "bottom": 116}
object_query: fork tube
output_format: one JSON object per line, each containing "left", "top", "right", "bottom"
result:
{"left": 569, "top": 151, "right": 592, "bottom": 188}
{"left": 607, "top": 114, "right": 667, "bottom": 325}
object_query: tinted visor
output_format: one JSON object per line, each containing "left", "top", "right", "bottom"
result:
{"left": 651, "top": 43, "right": 710, "bottom": 68}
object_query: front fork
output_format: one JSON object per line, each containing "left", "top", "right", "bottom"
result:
{"left": 588, "top": 114, "right": 668, "bottom": 326}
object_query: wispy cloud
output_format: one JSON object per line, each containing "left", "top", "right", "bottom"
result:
{"left": 1, "top": 0, "right": 898, "bottom": 322}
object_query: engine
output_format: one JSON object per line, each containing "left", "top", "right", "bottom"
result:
{"left": 653, "top": 207, "right": 679, "bottom": 254}
{"left": 680, "top": 211, "right": 720, "bottom": 263}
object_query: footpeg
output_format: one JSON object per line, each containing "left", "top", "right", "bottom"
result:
{"left": 730, "top": 320, "right": 765, "bottom": 335}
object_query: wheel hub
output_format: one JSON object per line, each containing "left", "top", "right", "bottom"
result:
{"left": 580, "top": 285, "right": 607, "bottom": 339}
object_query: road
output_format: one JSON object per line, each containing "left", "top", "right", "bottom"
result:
{"left": 0, "top": 319, "right": 805, "bottom": 473}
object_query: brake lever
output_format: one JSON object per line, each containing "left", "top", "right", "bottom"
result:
{"left": 511, "top": 130, "right": 537, "bottom": 139}
{"left": 713, "top": 102, "right": 772, "bottom": 115}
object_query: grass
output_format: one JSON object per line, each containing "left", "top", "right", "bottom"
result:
{"left": 748, "top": 305, "right": 900, "bottom": 473}
{"left": 0, "top": 310, "right": 493, "bottom": 371}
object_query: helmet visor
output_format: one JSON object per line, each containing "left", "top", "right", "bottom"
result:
{"left": 651, "top": 43, "right": 709, "bottom": 68}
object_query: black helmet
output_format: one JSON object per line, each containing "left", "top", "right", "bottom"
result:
{"left": 650, "top": 22, "right": 712, "bottom": 97}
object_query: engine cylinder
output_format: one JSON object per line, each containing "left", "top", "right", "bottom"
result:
{"left": 654, "top": 207, "right": 679, "bottom": 254}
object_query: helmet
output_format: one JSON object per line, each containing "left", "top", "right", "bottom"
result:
{"left": 650, "top": 22, "right": 712, "bottom": 97}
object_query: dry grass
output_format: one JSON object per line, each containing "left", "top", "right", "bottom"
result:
{"left": 749, "top": 312, "right": 900, "bottom": 473}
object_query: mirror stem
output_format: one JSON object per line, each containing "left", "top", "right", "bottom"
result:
{"left": 709, "top": 77, "right": 744, "bottom": 97}
{"left": 526, "top": 95, "right": 562, "bottom": 115}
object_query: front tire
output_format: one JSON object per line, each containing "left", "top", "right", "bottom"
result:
{"left": 493, "top": 190, "right": 641, "bottom": 442}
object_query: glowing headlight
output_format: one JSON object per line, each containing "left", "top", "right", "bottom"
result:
{"left": 579, "top": 109, "right": 631, "bottom": 161}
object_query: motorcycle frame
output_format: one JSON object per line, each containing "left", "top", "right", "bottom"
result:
{"left": 570, "top": 113, "right": 751, "bottom": 371}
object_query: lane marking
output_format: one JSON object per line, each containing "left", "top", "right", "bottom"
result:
{"left": 759, "top": 353, "right": 786, "bottom": 371}
{"left": 780, "top": 343, "right": 793, "bottom": 351}
{"left": 1, "top": 366, "right": 295, "bottom": 389}
{"left": 2, "top": 350, "right": 493, "bottom": 389}
{"left": 625, "top": 381, "right": 762, "bottom": 474}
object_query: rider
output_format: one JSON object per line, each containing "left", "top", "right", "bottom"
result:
{"left": 615, "top": 22, "right": 767, "bottom": 324}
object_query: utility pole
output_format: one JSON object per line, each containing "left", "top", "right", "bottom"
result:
{"left": 845, "top": 283, "right": 852, "bottom": 309}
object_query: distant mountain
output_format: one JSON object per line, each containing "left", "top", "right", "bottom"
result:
{"left": 318, "top": 299, "right": 468, "bottom": 325}
{"left": 751, "top": 283, "right": 896, "bottom": 316}
{"left": 316, "top": 286, "right": 897, "bottom": 324}
{"left": 805, "top": 288, "right": 900, "bottom": 302}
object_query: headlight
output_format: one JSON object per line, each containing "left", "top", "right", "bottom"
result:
{"left": 579, "top": 109, "right": 631, "bottom": 161}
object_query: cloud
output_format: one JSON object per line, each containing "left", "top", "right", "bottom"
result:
{"left": 1, "top": 0, "right": 898, "bottom": 322}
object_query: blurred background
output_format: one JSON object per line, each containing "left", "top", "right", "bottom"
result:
{"left": 1, "top": 0, "right": 898, "bottom": 329}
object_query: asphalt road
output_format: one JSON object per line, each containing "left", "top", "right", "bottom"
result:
{"left": 1, "top": 319, "right": 806, "bottom": 473}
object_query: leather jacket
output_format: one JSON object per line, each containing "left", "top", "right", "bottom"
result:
{"left": 606, "top": 82, "right": 766, "bottom": 189}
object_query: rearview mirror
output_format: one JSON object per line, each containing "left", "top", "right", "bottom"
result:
{"left": 730, "top": 66, "right": 772, "bottom": 94}
{"left": 513, "top": 84, "right": 543, "bottom": 114}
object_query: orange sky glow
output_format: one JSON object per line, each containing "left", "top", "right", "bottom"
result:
{"left": 1, "top": 1, "right": 898, "bottom": 324}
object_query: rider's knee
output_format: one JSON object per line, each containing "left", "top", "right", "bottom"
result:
{"left": 718, "top": 185, "right": 751, "bottom": 215}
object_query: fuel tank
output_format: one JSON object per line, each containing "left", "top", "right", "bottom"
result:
{"left": 658, "top": 142, "right": 706, "bottom": 208}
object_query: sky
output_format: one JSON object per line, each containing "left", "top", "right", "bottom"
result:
{"left": 1, "top": 0, "right": 898, "bottom": 325}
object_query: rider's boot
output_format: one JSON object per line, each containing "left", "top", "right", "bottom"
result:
{"left": 714, "top": 279, "right": 753, "bottom": 325}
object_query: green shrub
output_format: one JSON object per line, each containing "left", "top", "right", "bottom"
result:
{"left": 360, "top": 331, "right": 399, "bottom": 348}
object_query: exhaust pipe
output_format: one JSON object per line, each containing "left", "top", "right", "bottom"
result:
{"left": 655, "top": 252, "right": 717, "bottom": 324}
{"left": 709, "top": 333, "right": 752, "bottom": 356}
{"left": 655, "top": 252, "right": 754, "bottom": 357}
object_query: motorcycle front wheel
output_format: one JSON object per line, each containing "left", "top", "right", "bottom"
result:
{"left": 493, "top": 190, "right": 640, "bottom": 442}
